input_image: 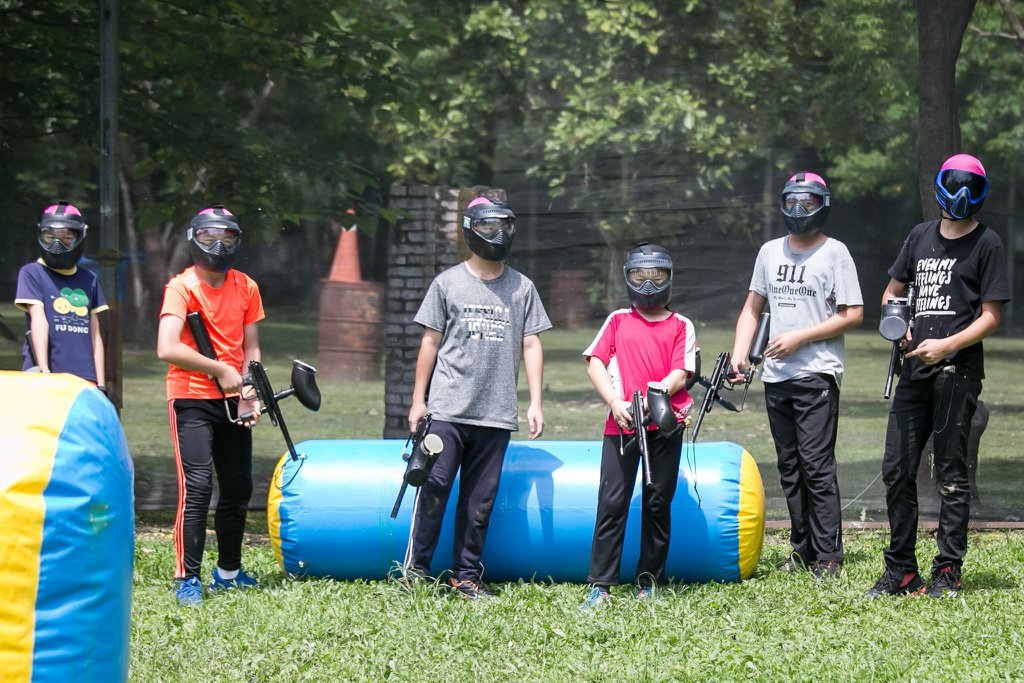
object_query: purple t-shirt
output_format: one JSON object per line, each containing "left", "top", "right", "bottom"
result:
{"left": 15, "top": 260, "right": 108, "bottom": 381}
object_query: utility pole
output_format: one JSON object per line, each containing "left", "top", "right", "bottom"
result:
{"left": 99, "top": 0, "right": 122, "bottom": 410}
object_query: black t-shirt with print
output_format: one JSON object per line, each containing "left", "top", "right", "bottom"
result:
{"left": 888, "top": 220, "right": 1010, "bottom": 380}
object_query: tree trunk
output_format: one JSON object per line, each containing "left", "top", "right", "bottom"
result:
{"left": 915, "top": 0, "right": 977, "bottom": 220}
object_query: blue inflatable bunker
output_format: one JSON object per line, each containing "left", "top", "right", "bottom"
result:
{"left": 269, "top": 440, "right": 764, "bottom": 583}
{"left": 0, "top": 372, "right": 134, "bottom": 683}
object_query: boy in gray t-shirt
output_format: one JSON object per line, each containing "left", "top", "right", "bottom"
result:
{"left": 731, "top": 172, "right": 863, "bottom": 578}
{"left": 403, "top": 195, "right": 551, "bottom": 599}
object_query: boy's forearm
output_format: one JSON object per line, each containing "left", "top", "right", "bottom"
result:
{"left": 657, "top": 368, "right": 688, "bottom": 395}
{"left": 91, "top": 316, "right": 106, "bottom": 386}
{"left": 411, "top": 333, "right": 440, "bottom": 405}
{"left": 587, "top": 359, "right": 619, "bottom": 405}
{"left": 28, "top": 306, "right": 50, "bottom": 371}
{"left": 943, "top": 303, "right": 1001, "bottom": 353}
{"left": 800, "top": 305, "right": 864, "bottom": 343}
{"left": 523, "top": 336, "right": 544, "bottom": 406}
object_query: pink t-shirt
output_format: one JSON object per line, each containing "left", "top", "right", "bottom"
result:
{"left": 583, "top": 308, "right": 697, "bottom": 436}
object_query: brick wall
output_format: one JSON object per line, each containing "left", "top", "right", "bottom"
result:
{"left": 382, "top": 184, "right": 500, "bottom": 437}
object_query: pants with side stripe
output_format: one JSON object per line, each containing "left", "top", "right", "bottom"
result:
{"left": 405, "top": 420, "right": 510, "bottom": 583}
{"left": 169, "top": 398, "right": 253, "bottom": 580}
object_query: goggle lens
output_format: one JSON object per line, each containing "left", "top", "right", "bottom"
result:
{"left": 472, "top": 217, "right": 512, "bottom": 238}
{"left": 627, "top": 268, "right": 670, "bottom": 286}
{"left": 783, "top": 192, "right": 823, "bottom": 212}
{"left": 939, "top": 169, "right": 986, "bottom": 200}
{"left": 40, "top": 227, "right": 83, "bottom": 246}
{"left": 195, "top": 227, "right": 239, "bottom": 246}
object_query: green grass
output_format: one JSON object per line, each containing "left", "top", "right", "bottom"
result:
{"left": 9, "top": 304, "right": 1024, "bottom": 679}
{"left": 131, "top": 529, "right": 1024, "bottom": 681}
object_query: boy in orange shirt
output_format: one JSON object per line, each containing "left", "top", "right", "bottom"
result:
{"left": 157, "top": 206, "right": 264, "bottom": 606}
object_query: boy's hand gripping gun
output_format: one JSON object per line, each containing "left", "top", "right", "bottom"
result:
{"left": 186, "top": 311, "right": 321, "bottom": 461}
{"left": 880, "top": 285, "right": 915, "bottom": 399}
{"left": 390, "top": 414, "right": 444, "bottom": 518}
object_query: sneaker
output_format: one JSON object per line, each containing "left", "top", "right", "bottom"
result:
{"left": 580, "top": 586, "right": 612, "bottom": 611}
{"left": 926, "top": 566, "right": 962, "bottom": 599}
{"left": 635, "top": 584, "right": 658, "bottom": 601}
{"left": 396, "top": 567, "right": 430, "bottom": 590}
{"left": 863, "top": 568, "right": 926, "bottom": 599}
{"left": 175, "top": 577, "right": 203, "bottom": 606}
{"left": 448, "top": 577, "right": 494, "bottom": 600}
{"left": 810, "top": 560, "right": 842, "bottom": 579}
{"left": 209, "top": 567, "right": 259, "bottom": 592}
{"left": 776, "top": 554, "right": 811, "bottom": 572}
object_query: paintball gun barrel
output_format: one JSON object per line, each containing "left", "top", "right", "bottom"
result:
{"left": 25, "top": 330, "right": 40, "bottom": 370}
{"left": 690, "top": 312, "right": 771, "bottom": 442}
{"left": 691, "top": 351, "right": 739, "bottom": 442}
{"left": 733, "top": 311, "right": 771, "bottom": 410}
{"left": 880, "top": 285, "right": 915, "bottom": 399}
{"left": 630, "top": 390, "right": 654, "bottom": 489}
{"left": 390, "top": 415, "right": 444, "bottom": 518}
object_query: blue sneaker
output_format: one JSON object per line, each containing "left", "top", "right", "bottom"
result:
{"left": 209, "top": 567, "right": 259, "bottom": 592}
{"left": 175, "top": 577, "right": 203, "bottom": 606}
{"left": 635, "top": 584, "right": 658, "bottom": 601}
{"left": 580, "top": 586, "right": 611, "bottom": 611}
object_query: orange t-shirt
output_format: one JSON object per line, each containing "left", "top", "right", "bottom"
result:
{"left": 160, "top": 266, "right": 265, "bottom": 400}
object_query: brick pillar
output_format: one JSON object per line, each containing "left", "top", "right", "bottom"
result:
{"left": 382, "top": 184, "right": 500, "bottom": 438}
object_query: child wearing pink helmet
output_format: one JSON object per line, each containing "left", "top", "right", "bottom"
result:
{"left": 15, "top": 202, "right": 109, "bottom": 390}
{"left": 731, "top": 172, "right": 864, "bottom": 579}
{"left": 866, "top": 154, "right": 1010, "bottom": 599}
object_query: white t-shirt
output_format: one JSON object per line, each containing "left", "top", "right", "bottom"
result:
{"left": 748, "top": 236, "right": 863, "bottom": 383}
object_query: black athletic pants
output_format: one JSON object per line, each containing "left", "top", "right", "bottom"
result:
{"left": 406, "top": 420, "right": 510, "bottom": 582}
{"left": 763, "top": 374, "right": 844, "bottom": 564}
{"left": 586, "top": 430, "right": 683, "bottom": 587}
{"left": 882, "top": 367, "right": 979, "bottom": 574}
{"left": 170, "top": 398, "right": 253, "bottom": 580}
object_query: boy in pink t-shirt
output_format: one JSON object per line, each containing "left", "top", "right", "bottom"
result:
{"left": 580, "top": 243, "right": 696, "bottom": 610}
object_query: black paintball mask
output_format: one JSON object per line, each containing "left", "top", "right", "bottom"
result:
{"left": 38, "top": 202, "right": 88, "bottom": 270}
{"left": 623, "top": 243, "right": 673, "bottom": 311}
{"left": 780, "top": 172, "right": 831, "bottom": 235}
{"left": 462, "top": 195, "right": 516, "bottom": 262}
{"left": 187, "top": 206, "right": 242, "bottom": 273}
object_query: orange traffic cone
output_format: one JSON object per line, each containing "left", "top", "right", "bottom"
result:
{"left": 328, "top": 226, "right": 362, "bottom": 283}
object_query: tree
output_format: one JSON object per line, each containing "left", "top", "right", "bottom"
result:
{"left": 916, "top": 0, "right": 978, "bottom": 219}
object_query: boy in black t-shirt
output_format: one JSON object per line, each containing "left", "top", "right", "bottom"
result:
{"left": 865, "top": 155, "right": 1011, "bottom": 600}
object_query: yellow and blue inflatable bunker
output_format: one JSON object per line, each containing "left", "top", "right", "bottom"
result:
{"left": 0, "top": 372, "right": 134, "bottom": 683}
{"left": 269, "top": 440, "right": 763, "bottom": 583}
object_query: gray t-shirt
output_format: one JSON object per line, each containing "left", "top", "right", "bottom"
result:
{"left": 749, "top": 236, "right": 863, "bottom": 383}
{"left": 415, "top": 262, "right": 552, "bottom": 430}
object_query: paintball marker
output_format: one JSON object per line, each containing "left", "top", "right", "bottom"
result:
{"left": 390, "top": 414, "right": 444, "bottom": 518}
{"left": 187, "top": 311, "right": 321, "bottom": 460}
{"left": 732, "top": 311, "right": 771, "bottom": 411}
{"left": 880, "top": 284, "right": 915, "bottom": 399}
{"left": 619, "top": 382, "right": 679, "bottom": 489}
{"left": 241, "top": 359, "right": 321, "bottom": 461}
{"left": 691, "top": 352, "right": 741, "bottom": 443}
{"left": 25, "top": 330, "right": 41, "bottom": 371}
{"left": 630, "top": 390, "right": 654, "bottom": 489}
{"left": 689, "top": 312, "right": 771, "bottom": 442}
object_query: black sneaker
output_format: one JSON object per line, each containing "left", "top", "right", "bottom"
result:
{"left": 863, "top": 568, "right": 926, "bottom": 599}
{"left": 396, "top": 567, "right": 430, "bottom": 591}
{"left": 810, "top": 560, "right": 842, "bottom": 579}
{"left": 449, "top": 578, "right": 494, "bottom": 600}
{"left": 926, "top": 566, "right": 962, "bottom": 599}
{"left": 776, "top": 553, "right": 811, "bottom": 572}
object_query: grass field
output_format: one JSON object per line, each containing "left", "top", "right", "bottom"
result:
{"left": 4, "top": 303, "right": 1024, "bottom": 680}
